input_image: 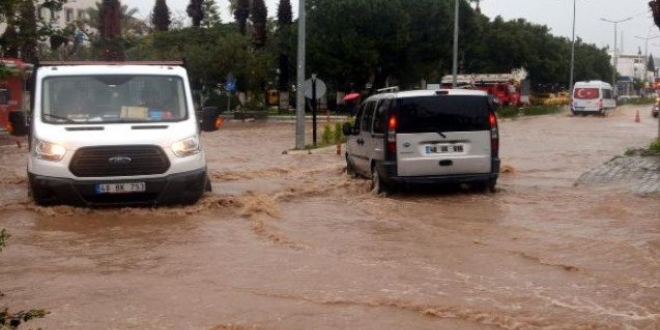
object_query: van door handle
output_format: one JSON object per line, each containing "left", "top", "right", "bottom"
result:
{"left": 357, "top": 138, "right": 364, "bottom": 145}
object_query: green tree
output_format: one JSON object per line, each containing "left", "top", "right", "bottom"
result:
{"left": 17, "top": 0, "right": 38, "bottom": 63}
{"left": 234, "top": 0, "right": 250, "bottom": 35}
{"left": 186, "top": 0, "right": 204, "bottom": 28}
{"left": 152, "top": 0, "right": 171, "bottom": 32}
{"left": 251, "top": 0, "right": 267, "bottom": 48}
{"left": 648, "top": 54, "right": 656, "bottom": 73}
{"left": 276, "top": 0, "right": 292, "bottom": 91}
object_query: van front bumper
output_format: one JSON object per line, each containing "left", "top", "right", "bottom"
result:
{"left": 28, "top": 168, "right": 208, "bottom": 207}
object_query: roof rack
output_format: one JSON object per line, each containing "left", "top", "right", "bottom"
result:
{"left": 377, "top": 86, "right": 399, "bottom": 93}
{"left": 37, "top": 60, "right": 185, "bottom": 67}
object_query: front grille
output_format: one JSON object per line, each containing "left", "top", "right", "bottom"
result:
{"left": 70, "top": 145, "right": 170, "bottom": 177}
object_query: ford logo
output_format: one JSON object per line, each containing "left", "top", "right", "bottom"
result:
{"left": 108, "top": 156, "right": 132, "bottom": 165}
{"left": 403, "top": 142, "right": 411, "bottom": 148}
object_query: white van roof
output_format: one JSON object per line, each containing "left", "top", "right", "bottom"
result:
{"left": 573, "top": 80, "right": 612, "bottom": 88}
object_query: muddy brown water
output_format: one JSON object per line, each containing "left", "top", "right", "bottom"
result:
{"left": 0, "top": 106, "right": 658, "bottom": 330}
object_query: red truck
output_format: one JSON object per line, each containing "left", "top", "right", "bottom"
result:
{"left": 441, "top": 71, "right": 526, "bottom": 107}
{"left": 0, "top": 58, "right": 33, "bottom": 134}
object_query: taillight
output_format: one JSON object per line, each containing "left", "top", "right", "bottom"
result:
{"left": 387, "top": 114, "right": 397, "bottom": 155}
{"left": 489, "top": 111, "right": 499, "bottom": 156}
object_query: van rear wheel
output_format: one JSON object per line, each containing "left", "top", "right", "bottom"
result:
{"left": 370, "top": 165, "right": 389, "bottom": 195}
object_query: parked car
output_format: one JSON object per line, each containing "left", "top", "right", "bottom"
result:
{"left": 653, "top": 95, "right": 659, "bottom": 118}
{"left": 342, "top": 88, "right": 500, "bottom": 194}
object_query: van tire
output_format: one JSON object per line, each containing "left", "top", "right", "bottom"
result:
{"left": 370, "top": 165, "right": 389, "bottom": 195}
{"left": 475, "top": 179, "right": 497, "bottom": 193}
{"left": 345, "top": 154, "right": 357, "bottom": 178}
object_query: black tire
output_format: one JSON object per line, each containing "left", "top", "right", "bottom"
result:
{"left": 370, "top": 165, "right": 389, "bottom": 195}
{"left": 475, "top": 179, "right": 497, "bottom": 193}
{"left": 345, "top": 154, "right": 357, "bottom": 178}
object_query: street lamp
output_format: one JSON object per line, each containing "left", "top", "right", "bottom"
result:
{"left": 600, "top": 17, "right": 633, "bottom": 90}
{"left": 635, "top": 35, "right": 659, "bottom": 83}
{"left": 569, "top": 0, "right": 576, "bottom": 94}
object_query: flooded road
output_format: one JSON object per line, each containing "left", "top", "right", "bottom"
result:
{"left": 0, "top": 105, "right": 659, "bottom": 329}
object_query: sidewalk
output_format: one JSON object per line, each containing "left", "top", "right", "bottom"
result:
{"left": 576, "top": 154, "right": 660, "bottom": 196}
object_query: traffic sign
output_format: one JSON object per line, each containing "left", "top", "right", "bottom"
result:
{"left": 304, "top": 76, "right": 326, "bottom": 100}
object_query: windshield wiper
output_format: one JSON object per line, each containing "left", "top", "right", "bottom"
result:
{"left": 42, "top": 113, "right": 77, "bottom": 123}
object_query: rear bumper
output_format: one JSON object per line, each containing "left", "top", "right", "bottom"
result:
{"left": 377, "top": 158, "right": 500, "bottom": 186}
{"left": 28, "top": 168, "right": 208, "bottom": 207}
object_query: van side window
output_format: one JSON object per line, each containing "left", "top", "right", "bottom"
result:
{"left": 602, "top": 89, "right": 612, "bottom": 100}
{"left": 373, "top": 98, "right": 391, "bottom": 134}
{"left": 354, "top": 103, "right": 366, "bottom": 132}
{"left": 361, "top": 101, "right": 376, "bottom": 132}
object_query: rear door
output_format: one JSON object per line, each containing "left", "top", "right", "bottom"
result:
{"left": 395, "top": 95, "right": 492, "bottom": 177}
{"left": 572, "top": 87, "right": 600, "bottom": 111}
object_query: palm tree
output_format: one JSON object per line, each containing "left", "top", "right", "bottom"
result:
{"left": 86, "top": 2, "right": 143, "bottom": 36}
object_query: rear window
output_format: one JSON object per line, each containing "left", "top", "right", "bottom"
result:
{"left": 573, "top": 88, "right": 599, "bottom": 99}
{"left": 396, "top": 95, "right": 491, "bottom": 133}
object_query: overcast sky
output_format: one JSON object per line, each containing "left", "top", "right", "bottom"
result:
{"left": 128, "top": 0, "right": 658, "bottom": 56}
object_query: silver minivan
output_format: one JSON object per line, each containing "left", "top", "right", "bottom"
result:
{"left": 342, "top": 89, "right": 500, "bottom": 193}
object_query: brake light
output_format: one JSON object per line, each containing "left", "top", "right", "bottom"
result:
{"left": 387, "top": 114, "right": 397, "bottom": 155}
{"left": 489, "top": 111, "right": 499, "bottom": 156}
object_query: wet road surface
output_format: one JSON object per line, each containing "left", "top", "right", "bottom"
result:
{"left": 0, "top": 105, "right": 659, "bottom": 329}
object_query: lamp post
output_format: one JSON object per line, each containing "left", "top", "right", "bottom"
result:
{"left": 569, "top": 0, "right": 576, "bottom": 93}
{"left": 600, "top": 17, "right": 633, "bottom": 91}
{"left": 452, "top": 0, "right": 459, "bottom": 87}
{"left": 635, "top": 35, "right": 659, "bottom": 84}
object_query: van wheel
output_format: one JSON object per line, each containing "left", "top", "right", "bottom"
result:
{"left": 370, "top": 165, "right": 389, "bottom": 195}
{"left": 475, "top": 179, "right": 497, "bottom": 193}
{"left": 345, "top": 154, "right": 357, "bottom": 178}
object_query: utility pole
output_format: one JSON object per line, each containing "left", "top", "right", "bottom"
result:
{"left": 295, "top": 0, "right": 306, "bottom": 150}
{"left": 569, "top": 0, "right": 576, "bottom": 93}
{"left": 635, "top": 35, "right": 659, "bottom": 84}
{"left": 600, "top": 17, "right": 633, "bottom": 91}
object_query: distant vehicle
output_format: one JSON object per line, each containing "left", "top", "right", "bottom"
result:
{"left": 0, "top": 58, "right": 32, "bottom": 135}
{"left": 653, "top": 91, "right": 659, "bottom": 118}
{"left": 342, "top": 89, "right": 500, "bottom": 194}
{"left": 10, "top": 60, "right": 223, "bottom": 207}
{"left": 571, "top": 80, "right": 616, "bottom": 116}
{"left": 440, "top": 70, "right": 527, "bottom": 107}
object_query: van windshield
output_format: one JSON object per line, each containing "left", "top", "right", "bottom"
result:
{"left": 41, "top": 75, "right": 188, "bottom": 124}
{"left": 396, "top": 95, "right": 492, "bottom": 133}
{"left": 573, "top": 88, "right": 599, "bottom": 100}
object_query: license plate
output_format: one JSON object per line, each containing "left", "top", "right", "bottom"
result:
{"left": 95, "top": 182, "right": 146, "bottom": 194}
{"left": 426, "top": 144, "right": 464, "bottom": 154}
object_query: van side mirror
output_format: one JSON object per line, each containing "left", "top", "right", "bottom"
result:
{"left": 199, "top": 106, "right": 223, "bottom": 132}
{"left": 7, "top": 111, "right": 28, "bottom": 136}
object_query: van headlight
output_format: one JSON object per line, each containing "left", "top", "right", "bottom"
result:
{"left": 171, "top": 137, "right": 200, "bottom": 157}
{"left": 35, "top": 140, "right": 67, "bottom": 161}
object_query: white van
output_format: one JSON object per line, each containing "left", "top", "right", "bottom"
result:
{"left": 571, "top": 80, "right": 616, "bottom": 116}
{"left": 9, "top": 61, "right": 221, "bottom": 206}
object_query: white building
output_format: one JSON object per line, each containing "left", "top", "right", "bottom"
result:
{"left": 1, "top": 0, "right": 97, "bottom": 35}
{"left": 615, "top": 53, "right": 648, "bottom": 82}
